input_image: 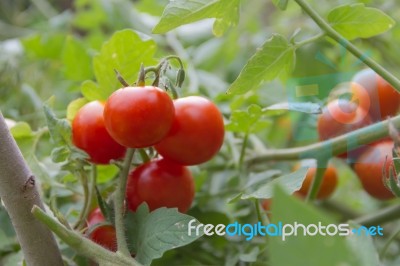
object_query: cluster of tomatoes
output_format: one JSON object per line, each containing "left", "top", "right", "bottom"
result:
{"left": 263, "top": 69, "right": 400, "bottom": 213}
{"left": 317, "top": 68, "right": 400, "bottom": 200}
{"left": 72, "top": 85, "right": 225, "bottom": 251}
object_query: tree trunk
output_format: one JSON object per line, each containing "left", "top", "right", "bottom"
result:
{"left": 0, "top": 112, "right": 63, "bottom": 265}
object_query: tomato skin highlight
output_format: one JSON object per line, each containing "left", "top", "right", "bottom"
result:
{"left": 103, "top": 86, "right": 175, "bottom": 148}
{"left": 317, "top": 99, "right": 372, "bottom": 159}
{"left": 155, "top": 96, "right": 225, "bottom": 165}
{"left": 72, "top": 101, "right": 126, "bottom": 164}
{"left": 126, "top": 158, "right": 195, "bottom": 213}
{"left": 87, "top": 207, "right": 105, "bottom": 227}
{"left": 354, "top": 140, "right": 395, "bottom": 200}
{"left": 352, "top": 68, "right": 400, "bottom": 121}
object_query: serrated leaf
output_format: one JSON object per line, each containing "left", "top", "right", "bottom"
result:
{"left": 66, "top": 98, "right": 89, "bottom": 121}
{"left": 263, "top": 102, "right": 322, "bottom": 115}
{"left": 272, "top": 0, "right": 289, "bottom": 11}
{"left": 226, "top": 104, "right": 271, "bottom": 133}
{"left": 213, "top": 0, "right": 240, "bottom": 37}
{"left": 92, "top": 30, "right": 157, "bottom": 99}
{"left": 81, "top": 80, "right": 107, "bottom": 101}
{"left": 51, "top": 146, "right": 70, "bottom": 163}
{"left": 62, "top": 36, "right": 93, "bottom": 81}
{"left": 270, "top": 186, "right": 360, "bottom": 266}
{"left": 43, "top": 104, "right": 72, "bottom": 147}
{"left": 241, "top": 168, "right": 308, "bottom": 200}
{"left": 328, "top": 4, "right": 395, "bottom": 40}
{"left": 153, "top": 0, "right": 220, "bottom": 34}
{"left": 227, "top": 34, "right": 295, "bottom": 95}
{"left": 125, "top": 204, "right": 203, "bottom": 265}
{"left": 10, "top": 122, "right": 33, "bottom": 138}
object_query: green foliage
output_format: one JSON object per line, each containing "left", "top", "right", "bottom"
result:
{"left": 270, "top": 186, "right": 363, "bottom": 266}
{"left": 153, "top": 0, "right": 240, "bottom": 36}
{"left": 240, "top": 168, "right": 308, "bottom": 200}
{"left": 227, "top": 34, "right": 295, "bottom": 95}
{"left": 272, "top": 0, "right": 289, "bottom": 11}
{"left": 328, "top": 4, "right": 395, "bottom": 40}
{"left": 84, "top": 30, "right": 157, "bottom": 101}
{"left": 125, "top": 205, "right": 203, "bottom": 265}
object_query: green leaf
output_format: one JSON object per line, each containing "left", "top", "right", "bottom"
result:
{"left": 263, "top": 102, "right": 322, "bottom": 115}
{"left": 22, "top": 33, "right": 65, "bottom": 59}
{"left": 43, "top": 103, "right": 72, "bottom": 147}
{"left": 62, "top": 36, "right": 93, "bottom": 81}
{"left": 81, "top": 80, "right": 107, "bottom": 101}
{"left": 328, "top": 4, "right": 395, "bottom": 40}
{"left": 227, "top": 34, "right": 295, "bottom": 95}
{"left": 125, "top": 204, "right": 203, "bottom": 265}
{"left": 240, "top": 168, "right": 308, "bottom": 200}
{"left": 226, "top": 104, "right": 271, "bottom": 133}
{"left": 92, "top": 29, "right": 157, "bottom": 99}
{"left": 153, "top": 0, "right": 220, "bottom": 34}
{"left": 346, "top": 222, "right": 380, "bottom": 266}
{"left": 66, "top": 98, "right": 89, "bottom": 121}
{"left": 213, "top": 0, "right": 240, "bottom": 37}
{"left": 10, "top": 122, "right": 33, "bottom": 139}
{"left": 96, "top": 164, "right": 119, "bottom": 184}
{"left": 51, "top": 146, "right": 70, "bottom": 163}
{"left": 270, "top": 186, "right": 362, "bottom": 266}
{"left": 272, "top": 0, "right": 289, "bottom": 11}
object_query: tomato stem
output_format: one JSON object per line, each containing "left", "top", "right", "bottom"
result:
{"left": 293, "top": 0, "right": 400, "bottom": 92}
{"left": 114, "top": 148, "right": 135, "bottom": 256}
{"left": 246, "top": 115, "right": 400, "bottom": 165}
{"left": 137, "top": 64, "right": 146, "bottom": 87}
{"left": 305, "top": 159, "right": 328, "bottom": 202}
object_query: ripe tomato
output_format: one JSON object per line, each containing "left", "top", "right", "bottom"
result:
{"left": 155, "top": 96, "right": 225, "bottom": 165}
{"left": 294, "top": 162, "right": 338, "bottom": 200}
{"left": 103, "top": 86, "right": 175, "bottom": 148}
{"left": 87, "top": 207, "right": 105, "bottom": 227}
{"left": 352, "top": 68, "right": 400, "bottom": 121}
{"left": 317, "top": 99, "right": 372, "bottom": 159}
{"left": 87, "top": 224, "right": 117, "bottom": 252}
{"left": 72, "top": 101, "right": 126, "bottom": 164}
{"left": 353, "top": 140, "right": 395, "bottom": 200}
{"left": 126, "top": 158, "right": 195, "bottom": 213}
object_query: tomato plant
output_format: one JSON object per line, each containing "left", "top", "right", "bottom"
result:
{"left": 72, "top": 101, "right": 126, "bottom": 164}
{"left": 354, "top": 140, "right": 395, "bottom": 200}
{"left": 352, "top": 68, "right": 400, "bottom": 121}
{"left": 103, "top": 86, "right": 175, "bottom": 148}
{"left": 87, "top": 207, "right": 105, "bottom": 227}
{"left": 155, "top": 96, "right": 225, "bottom": 165}
{"left": 126, "top": 158, "right": 195, "bottom": 213}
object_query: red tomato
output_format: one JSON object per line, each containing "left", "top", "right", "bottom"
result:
{"left": 354, "top": 140, "right": 395, "bottom": 200}
{"left": 72, "top": 101, "right": 126, "bottom": 164}
{"left": 155, "top": 96, "right": 225, "bottom": 165}
{"left": 294, "top": 163, "right": 338, "bottom": 200}
{"left": 126, "top": 158, "right": 195, "bottom": 213}
{"left": 87, "top": 224, "right": 117, "bottom": 252}
{"left": 352, "top": 68, "right": 400, "bottom": 121}
{"left": 317, "top": 99, "right": 372, "bottom": 159}
{"left": 87, "top": 207, "right": 105, "bottom": 227}
{"left": 103, "top": 86, "right": 175, "bottom": 148}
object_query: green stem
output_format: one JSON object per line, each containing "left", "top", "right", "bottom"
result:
{"left": 247, "top": 115, "right": 400, "bottom": 165}
{"left": 352, "top": 204, "right": 400, "bottom": 227}
{"left": 379, "top": 224, "right": 400, "bottom": 259}
{"left": 293, "top": 0, "right": 400, "bottom": 92}
{"left": 294, "top": 32, "right": 326, "bottom": 48}
{"left": 239, "top": 133, "right": 249, "bottom": 171}
{"left": 306, "top": 159, "right": 328, "bottom": 201}
{"left": 74, "top": 169, "right": 89, "bottom": 229}
{"left": 114, "top": 148, "right": 135, "bottom": 256}
{"left": 31, "top": 206, "right": 141, "bottom": 266}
